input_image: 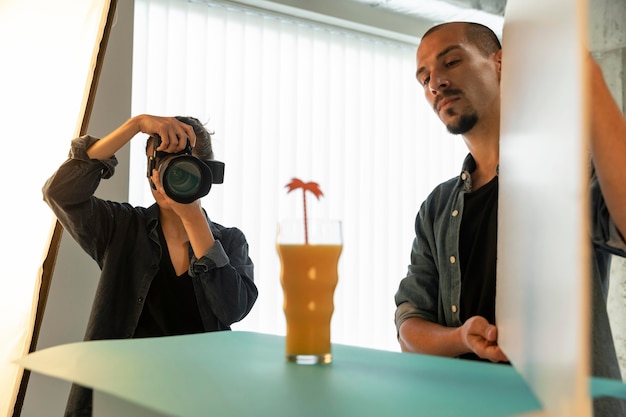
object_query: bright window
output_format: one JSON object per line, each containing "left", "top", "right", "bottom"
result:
{"left": 130, "top": 0, "right": 467, "bottom": 351}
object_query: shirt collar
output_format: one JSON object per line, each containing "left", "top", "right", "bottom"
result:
{"left": 457, "top": 153, "right": 499, "bottom": 191}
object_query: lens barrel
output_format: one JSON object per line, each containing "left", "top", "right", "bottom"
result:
{"left": 159, "top": 155, "right": 213, "bottom": 204}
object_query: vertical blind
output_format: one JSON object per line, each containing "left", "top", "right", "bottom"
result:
{"left": 130, "top": 0, "right": 467, "bottom": 351}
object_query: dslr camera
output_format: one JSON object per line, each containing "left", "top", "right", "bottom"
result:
{"left": 147, "top": 134, "right": 225, "bottom": 204}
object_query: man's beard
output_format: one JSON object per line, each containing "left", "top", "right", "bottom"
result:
{"left": 433, "top": 91, "right": 478, "bottom": 135}
{"left": 445, "top": 112, "right": 478, "bottom": 135}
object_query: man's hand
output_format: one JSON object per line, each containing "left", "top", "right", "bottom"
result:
{"left": 397, "top": 313, "right": 509, "bottom": 362}
{"left": 460, "top": 316, "right": 508, "bottom": 363}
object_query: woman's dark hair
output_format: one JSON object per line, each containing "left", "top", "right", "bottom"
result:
{"left": 175, "top": 115, "right": 214, "bottom": 160}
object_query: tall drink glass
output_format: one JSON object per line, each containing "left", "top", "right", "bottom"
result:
{"left": 276, "top": 219, "right": 342, "bottom": 365}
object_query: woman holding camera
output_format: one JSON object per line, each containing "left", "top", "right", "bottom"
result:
{"left": 43, "top": 114, "right": 258, "bottom": 417}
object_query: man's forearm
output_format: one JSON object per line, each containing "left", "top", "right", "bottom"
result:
{"left": 398, "top": 317, "right": 468, "bottom": 357}
{"left": 589, "top": 57, "right": 626, "bottom": 237}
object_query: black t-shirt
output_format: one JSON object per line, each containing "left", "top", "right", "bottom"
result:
{"left": 459, "top": 176, "right": 498, "bottom": 327}
{"left": 133, "top": 225, "right": 211, "bottom": 338}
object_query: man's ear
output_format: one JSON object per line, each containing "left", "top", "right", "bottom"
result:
{"left": 495, "top": 49, "right": 503, "bottom": 78}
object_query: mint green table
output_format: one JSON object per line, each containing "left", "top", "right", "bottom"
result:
{"left": 17, "top": 331, "right": 626, "bottom": 417}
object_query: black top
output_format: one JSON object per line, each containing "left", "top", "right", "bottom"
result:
{"left": 459, "top": 176, "right": 499, "bottom": 324}
{"left": 458, "top": 176, "right": 498, "bottom": 362}
{"left": 134, "top": 225, "right": 213, "bottom": 338}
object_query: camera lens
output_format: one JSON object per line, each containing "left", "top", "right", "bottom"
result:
{"left": 158, "top": 155, "right": 214, "bottom": 203}
{"left": 165, "top": 159, "right": 202, "bottom": 196}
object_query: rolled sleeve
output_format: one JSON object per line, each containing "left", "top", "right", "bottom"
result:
{"left": 394, "top": 210, "right": 440, "bottom": 325}
{"left": 190, "top": 240, "right": 229, "bottom": 274}
{"left": 607, "top": 219, "right": 626, "bottom": 253}
{"left": 70, "top": 135, "right": 117, "bottom": 178}
{"left": 188, "top": 225, "right": 257, "bottom": 328}
{"left": 591, "top": 176, "right": 626, "bottom": 256}
{"left": 395, "top": 268, "right": 438, "bottom": 325}
{"left": 394, "top": 302, "right": 423, "bottom": 332}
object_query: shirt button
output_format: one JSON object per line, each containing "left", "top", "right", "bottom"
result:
{"left": 449, "top": 256, "right": 456, "bottom": 264}
{"left": 137, "top": 297, "right": 144, "bottom": 303}
{"left": 452, "top": 305, "right": 458, "bottom": 313}
{"left": 452, "top": 209, "right": 459, "bottom": 217}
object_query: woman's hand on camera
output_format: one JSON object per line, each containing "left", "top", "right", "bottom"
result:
{"left": 86, "top": 114, "right": 196, "bottom": 160}
{"left": 138, "top": 115, "right": 197, "bottom": 153}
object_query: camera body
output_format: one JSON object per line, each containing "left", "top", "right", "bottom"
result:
{"left": 147, "top": 135, "right": 225, "bottom": 204}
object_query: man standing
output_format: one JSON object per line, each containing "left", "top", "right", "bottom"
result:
{"left": 394, "top": 22, "right": 626, "bottom": 416}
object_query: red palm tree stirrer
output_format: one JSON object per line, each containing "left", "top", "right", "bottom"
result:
{"left": 285, "top": 178, "right": 324, "bottom": 244}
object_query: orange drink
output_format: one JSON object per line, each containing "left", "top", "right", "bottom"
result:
{"left": 276, "top": 219, "right": 342, "bottom": 365}
{"left": 278, "top": 244, "right": 342, "bottom": 364}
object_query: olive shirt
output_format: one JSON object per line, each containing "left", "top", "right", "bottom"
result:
{"left": 394, "top": 153, "right": 626, "bottom": 416}
{"left": 42, "top": 135, "right": 258, "bottom": 416}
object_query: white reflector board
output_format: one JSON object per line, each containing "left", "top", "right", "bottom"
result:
{"left": 0, "top": 0, "right": 112, "bottom": 415}
{"left": 497, "top": 1, "right": 591, "bottom": 416}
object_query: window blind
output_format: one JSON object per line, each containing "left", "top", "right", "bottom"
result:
{"left": 130, "top": 0, "right": 467, "bottom": 351}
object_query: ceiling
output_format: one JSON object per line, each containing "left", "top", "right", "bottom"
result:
{"left": 427, "top": 0, "right": 506, "bottom": 16}
{"left": 359, "top": 0, "right": 506, "bottom": 16}
{"left": 351, "top": 0, "right": 506, "bottom": 37}
{"left": 226, "top": 0, "right": 506, "bottom": 42}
